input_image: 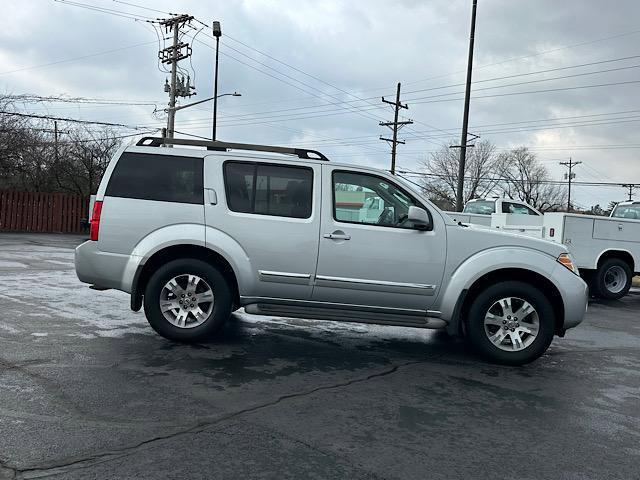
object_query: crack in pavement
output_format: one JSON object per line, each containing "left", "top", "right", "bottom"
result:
{"left": 9, "top": 359, "right": 426, "bottom": 479}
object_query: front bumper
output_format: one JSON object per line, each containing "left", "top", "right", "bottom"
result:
{"left": 556, "top": 263, "right": 588, "bottom": 330}
{"left": 75, "top": 240, "right": 133, "bottom": 292}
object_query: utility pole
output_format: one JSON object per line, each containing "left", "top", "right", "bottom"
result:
{"left": 159, "top": 14, "right": 195, "bottom": 141}
{"left": 379, "top": 82, "right": 413, "bottom": 174}
{"left": 53, "top": 120, "right": 58, "bottom": 164}
{"left": 455, "top": 0, "right": 478, "bottom": 212}
{"left": 560, "top": 158, "right": 581, "bottom": 211}
{"left": 622, "top": 184, "right": 636, "bottom": 201}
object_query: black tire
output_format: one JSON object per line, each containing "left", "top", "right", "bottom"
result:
{"left": 466, "top": 281, "right": 555, "bottom": 366}
{"left": 143, "top": 258, "right": 232, "bottom": 343}
{"left": 593, "top": 258, "right": 632, "bottom": 300}
{"left": 579, "top": 270, "right": 596, "bottom": 297}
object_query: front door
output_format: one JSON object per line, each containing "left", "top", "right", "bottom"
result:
{"left": 312, "top": 166, "right": 446, "bottom": 311}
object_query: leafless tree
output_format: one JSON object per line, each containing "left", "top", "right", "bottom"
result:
{"left": 420, "top": 140, "right": 503, "bottom": 210}
{"left": 499, "top": 147, "right": 567, "bottom": 212}
{"left": 54, "top": 127, "right": 121, "bottom": 196}
{"left": 1, "top": 97, "right": 123, "bottom": 196}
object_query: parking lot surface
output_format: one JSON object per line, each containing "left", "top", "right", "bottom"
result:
{"left": 0, "top": 233, "right": 638, "bottom": 479}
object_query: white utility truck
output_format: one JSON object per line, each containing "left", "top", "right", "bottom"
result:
{"left": 449, "top": 199, "right": 639, "bottom": 299}
{"left": 542, "top": 212, "right": 640, "bottom": 299}
{"left": 446, "top": 198, "right": 541, "bottom": 227}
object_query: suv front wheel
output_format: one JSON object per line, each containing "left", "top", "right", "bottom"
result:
{"left": 466, "top": 281, "right": 555, "bottom": 365}
{"left": 143, "top": 259, "right": 232, "bottom": 342}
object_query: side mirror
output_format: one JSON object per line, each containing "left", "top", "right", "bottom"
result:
{"left": 407, "top": 206, "right": 431, "bottom": 231}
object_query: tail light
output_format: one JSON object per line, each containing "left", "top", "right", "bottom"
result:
{"left": 90, "top": 201, "right": 103, "bottom": 241}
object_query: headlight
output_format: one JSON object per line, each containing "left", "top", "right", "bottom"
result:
{"left": 557, "top": 253, "right": 579, "bottom": 275}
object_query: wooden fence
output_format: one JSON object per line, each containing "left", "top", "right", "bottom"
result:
{"left": 0, "top": 191, "right": 89, "bottom": 234}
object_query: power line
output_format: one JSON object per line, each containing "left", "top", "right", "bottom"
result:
{"left": 407, "top": 79, "right": 640, "bottom": 106}
{"left": 398, "top": 28, "right": 640, "bottom": 89}
{"left": 53, "top": 0, "right": 157, "bottom": 22}
{"left": 401, "top": 58, "right": 640, "bottom": 97}
{"left": 0, "top": 110, "right": 149, "bottom": 129}
{"left": 396, "top": 169, "right": 640, "bottom": 188}
{"left": 111, "top": 0, "right": 174, "bottom": 16}
{"left": 0, "top": 41, "right": 157, "bottom": 76}
{"left": 188, "top": 31, "right": 386, "bottom": 125}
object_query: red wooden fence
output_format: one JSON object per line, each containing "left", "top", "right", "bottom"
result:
{"left": 0, "top": 191, "right": 89, "bottom": 234}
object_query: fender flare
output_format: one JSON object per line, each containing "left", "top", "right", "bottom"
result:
{"left": 438, "top": 247, "right": 562, "bottom": 333}
{"left": 125, "top": 224, "right": 253, "bottom": 310}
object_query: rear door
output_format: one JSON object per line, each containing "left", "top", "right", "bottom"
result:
{"left": 312, "top": 166, "right": 447, "bottom": 311}
{"left": 203, "top": 156, "right": 321, "bottom": 300}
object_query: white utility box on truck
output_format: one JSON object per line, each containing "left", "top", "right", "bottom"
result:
{"left": 542, "top": 213, "right": 640, "bottom": 299}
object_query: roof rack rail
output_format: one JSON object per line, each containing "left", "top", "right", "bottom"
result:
{"left": 135, "top": 137, "right": 329, "bottom": 161}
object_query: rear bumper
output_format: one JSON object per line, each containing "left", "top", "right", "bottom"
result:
{"left": 556, "top": 265, "right": 588, "bottom": 330}
{"left": 74, "top": 241, "right": 134, "bottom": 292}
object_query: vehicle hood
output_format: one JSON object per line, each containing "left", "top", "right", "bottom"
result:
{"left": 446, "top": 222, "right": 566, "bottom": 258}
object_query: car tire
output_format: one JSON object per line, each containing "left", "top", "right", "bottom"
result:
{"left": 466, "top": 281, "right": 555, "bottom": 366}
{"left": 143, "top": 258, "right": 232, "bottom": 343}
{"left": 593, "top": 258, "right": 632, "bottom": 300}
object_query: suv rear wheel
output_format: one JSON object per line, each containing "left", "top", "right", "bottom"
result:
{"left": 466, "top": 281, "right": 555, "bottom": 365}
{"left": 143, "top": 259, "right": 232, "bottom": 342}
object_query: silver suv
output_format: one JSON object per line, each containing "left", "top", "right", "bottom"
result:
{"left": 75, "top": 137, "right": 588, "bottom": 365}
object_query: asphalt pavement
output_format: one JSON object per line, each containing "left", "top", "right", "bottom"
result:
{"left": 0, "top": 233, "right": 638, "bottom": 479}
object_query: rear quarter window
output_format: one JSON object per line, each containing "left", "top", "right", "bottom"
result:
{"left": 105, "top": 152, "right": 204, "bottom": 204}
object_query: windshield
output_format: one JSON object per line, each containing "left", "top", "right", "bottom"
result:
{"left": 463, "top": 200, "right": 495, "bottom": 215}
{"left": 611, "top": 204, "right": 640, "bottom": 219}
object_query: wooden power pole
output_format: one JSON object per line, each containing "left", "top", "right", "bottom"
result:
{"left": 158, "top": 14, "right": 195, "bottom": 140}
{"left": 560, "top": 158, "right": 581, "bottom": 211}
{"left": 379, "top": 83, "right": 413, "bottom": 174}
{"left": 455, "top": 0, "right": 478, "bottom": 212}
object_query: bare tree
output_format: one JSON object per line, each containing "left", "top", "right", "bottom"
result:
{"left": 499, "top": 147, "right": 567, "bottom": 212}
{"left": 420, "top": 140, "right": 502, "bottom": 210}
{"left": 54, "top": 127, "right": 121, "bottom": 196}
{"left": 1, "top": 97, "right": 123, "bottom": 196}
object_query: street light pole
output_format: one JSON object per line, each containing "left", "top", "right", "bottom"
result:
{"left": 212, "top": 21, "right": 222, "bottom": 141}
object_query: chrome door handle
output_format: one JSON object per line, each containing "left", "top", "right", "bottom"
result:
{"left": 323, "top": 232, "right": 351, "bottom": 240}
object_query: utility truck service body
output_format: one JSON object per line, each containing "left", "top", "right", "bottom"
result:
{"left": 543, "top": 212, "right": 640, "bottom": 299}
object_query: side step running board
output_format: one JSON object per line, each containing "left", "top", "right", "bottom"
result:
{"left": 244, "top": 303, "right": 447, "bottom": 329}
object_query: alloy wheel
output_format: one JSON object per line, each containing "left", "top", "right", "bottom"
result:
{"left": 159, "top": 274, "right": 215, "bottom": 329}
{"left": 484, "top": 297, "right": 539, "bottom": 352}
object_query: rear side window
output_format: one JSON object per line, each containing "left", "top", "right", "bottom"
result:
{"left": 501, "top": 202, "right": 538, "bottom": 215}
{"left": 106, "top": 152, "right": 203, "bottom": 204}
{"left": 463, "top": 200, "right": 495, "bottom": 214}
{"left": 224, "top": 161, "right": 313, "bottom": 219}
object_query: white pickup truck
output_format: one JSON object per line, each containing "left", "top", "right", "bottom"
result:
{"left": 446, "top": 198, "right": 541, "bottom": 227}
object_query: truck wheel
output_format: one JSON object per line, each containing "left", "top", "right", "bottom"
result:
{"left": 594, "top": 258, "right": 632, "bottom": 300}
{"left": 143, "top": 259, "right": 232, "bottom": 343}
{"left": 466, "top": 281, "right": 555, "bottom": 366}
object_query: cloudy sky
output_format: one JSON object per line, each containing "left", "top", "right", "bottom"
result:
{"left": 1, "top": 0, "right": 639, "bottom": 208}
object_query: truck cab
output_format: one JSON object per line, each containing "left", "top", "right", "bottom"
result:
{"left": 610, "top": 201, "right": 640, "bottom": 220}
